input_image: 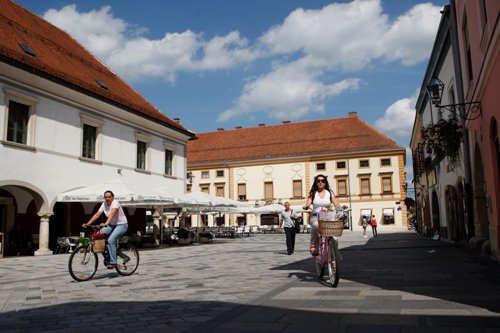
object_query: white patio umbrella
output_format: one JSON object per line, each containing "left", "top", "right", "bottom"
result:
{"left": 253, "top": 203, "right": 285, "bottom": 214}
{"left": 56, "top": 178, "right": 175, "bottom": 204}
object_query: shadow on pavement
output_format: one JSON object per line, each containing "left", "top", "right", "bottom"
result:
{"left": 272, "top": 232, "right": 500, "bottom": 314}
{"left": 0, "top": 299, "right": 499, "bottom": 333}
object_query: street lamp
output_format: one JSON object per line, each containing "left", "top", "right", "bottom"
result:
{"left": 187, "top": 172, "right": 195, "bottom": 184}
{"left": 426, "top": 76, "right": 481, "bottom": 120}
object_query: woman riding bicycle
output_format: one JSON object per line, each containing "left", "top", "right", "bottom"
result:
{"left": 83, "top": 190, "right": 128, "bottom": 269}
{"left": 303, "top": 174, "right": 340, "bottom": 256}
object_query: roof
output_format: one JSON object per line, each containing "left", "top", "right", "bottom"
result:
{"left": 188, "top": 113, "right": 403, "bottom": 166}
{"left": 0, "top": 0, "right": 194, "bottom": 137}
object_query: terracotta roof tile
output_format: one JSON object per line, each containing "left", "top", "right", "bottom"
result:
{"left": 0, "top": 0, "right": 194, "bottom": 137}
{"left": 188, "top": 115, "right": 403, "bottom": 165}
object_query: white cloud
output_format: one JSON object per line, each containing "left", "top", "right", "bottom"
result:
{"left": 42, "top": 1, "right": 442, "bottom": 122}
{"left": 218, "top": 0, "right": 441, "bottom": 123}
{"left": 43, "top": 5, "right": 127, "bottom": 60}
{"left": 378, "top": 3, "right": 444, "bottom": 65}
{"left": 259, "top": 0, "right": 388, "bottom": 71}
{"left": 42, "top": 5, "right": 261, "bottom": 82}
{"left": 259, "top": 0, "right": 442, "bottom": 70}
{"left": 374, "top": 93, "right": 417, "bottom": 138}
{"left": 218, "top": 59, "right": 360, "bottom": 122}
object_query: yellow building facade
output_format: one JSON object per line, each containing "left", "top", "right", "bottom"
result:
{"left": 187, "top": 113, "right": 407, "bottom": 230}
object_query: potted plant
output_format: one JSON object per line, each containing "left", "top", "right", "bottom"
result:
{"left": 421, "top": 117, "right": 463, "bottom": 172}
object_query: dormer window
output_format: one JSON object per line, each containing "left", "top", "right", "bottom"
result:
{"left": 19, "top": 43, "right": 36, "bottom": 57}
{"left": 95, "top": 79, "right": 108, "bottom": 90}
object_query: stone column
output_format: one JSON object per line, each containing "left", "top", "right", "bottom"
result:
{"left": 35, "top": 212, "right": 53, "bottom": 256}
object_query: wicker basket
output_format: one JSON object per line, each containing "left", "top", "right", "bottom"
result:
{"left": 93, "top": 239, "right": 106, "bottom": 253}
{"left": 318, "top": 219, "right": 344, "bottom": 237}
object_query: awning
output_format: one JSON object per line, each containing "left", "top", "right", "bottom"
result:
{"left": 383, "top": 208, "right": 394, "bottom": 216}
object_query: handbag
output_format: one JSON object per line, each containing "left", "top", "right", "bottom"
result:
{"left": 292, "top": 209, "right": 301, "bottom": 233}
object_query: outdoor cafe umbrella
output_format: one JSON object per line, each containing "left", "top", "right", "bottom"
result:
{"left": 56, "top": 178, "right": 175, "bottom": 204}
{"left": 252, "top": 203, "right": 285, "bottom": 214}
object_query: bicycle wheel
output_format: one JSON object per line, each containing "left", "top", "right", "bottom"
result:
{"left": 327, "top": 239, "right": 340, "bottom": 287}
{"left": 68, "top": 245, "right": 98, "bottom": 282}
{"left": 115, "top": 244, "right": 139, "bottom": 276}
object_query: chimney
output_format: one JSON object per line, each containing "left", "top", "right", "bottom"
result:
{"left": 173, "top": 117, "right": 181, "bottom": 123}
{"left": 348, "top": 112, "right": 357, "bottom": 118}
{"left": 235, "top": 126, "right": 242, "bottom": 129}
{"left": 217, "top": 128, "right": 224, "bottom": 131}
{"left": 258, "top": 123, "right": 265, "bottom": 127}
{"left": 282, "top": 120, "right": 291, "bottom": 124}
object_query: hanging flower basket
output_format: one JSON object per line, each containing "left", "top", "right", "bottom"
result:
{"left": 421, "top": 117, "right": 463, "bottom": 172}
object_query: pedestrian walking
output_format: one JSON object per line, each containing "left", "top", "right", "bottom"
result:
{"left": 279, "top": 201, "right": 297, "bottom": 255}
{"left": 362, "top": 215, "right": 368, "bottom": 238}
{"left": 371, "top": 215, "right": 378, "bottom": 237}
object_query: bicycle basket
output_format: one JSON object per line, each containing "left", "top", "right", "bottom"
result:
{"left": 318, "top": 219, "right": 344, "bottom": 237}
{"left": 93, "top": 239, "right": 106, "bottom": 253}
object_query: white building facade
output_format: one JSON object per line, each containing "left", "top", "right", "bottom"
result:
{"left": 0, "top": 1, "right": 194, "bottom": 256}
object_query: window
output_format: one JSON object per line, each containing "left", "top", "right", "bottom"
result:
{"left": 136, "top": 141, "right": 147, "bottom": 170}
{"left": 201, "top": 171, "right": 209, "bottom": 179}
{"left": 359, "top": 160, "right": 370, "bottom": 168}
{"left": 7, "top": 100, "right": 30, "bottom": 144}
{"left": 381, "top": 175, "right": 393, "bottom": 194}
{"left": 336, "top": 161, "right": 346, "bottom": 169}
{"left": 80, "top": 114, "right": 102, "bottom": 161}
{"left": 165, "top": 149, "right": 173, "bottom": 176}
{"left": 200, "top": 185, "right": 209, "bottom": 193}
{"left": 316, "top": 163, "right": 326, "bottom": 171}
{"left": 360, "top": 176, "right": 371, "bottom": 195}
{"left": 264, "top": 182, "right": 274, "bottom": 200}
{"left": 3, "top": 90, "right": 38, "bottom": 147}
{"left": 336, "top": 177, "right": 348, "bottom": 196}
{"left": 216, "top": 184, "right": 225, "bottom": 197}
{"left": 293, "top": 180, "right": 302, "bottom": 197}
{"left": 216, "top": 170, "right": 224, "bottom": 177}
{"left": 135, "top": 133, "right": 151, "bottom": 172}
{"left": 238, "top": 183, "right": 247, "bottom": 200}
{"left": 186, "top": 184, "right": 192, "bottom": 193}
{"left": 464, "top": 17, "right": 473, "bottom": 81}
{"left": 81, "top": 124, "right": 97, "bottom": 159}
{"left": 380, "top": 158, "right": 391, "bottom": 167}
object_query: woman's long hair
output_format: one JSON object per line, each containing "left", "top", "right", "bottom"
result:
{"left": 308, "top": 174, "right": 331, "bottom": 199}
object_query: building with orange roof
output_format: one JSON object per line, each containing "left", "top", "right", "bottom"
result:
{"left": 187, "top": 112, "right": 407, "bottom": 230}
{"left": 0, "top": 0, "right": 195, "bottom": 256}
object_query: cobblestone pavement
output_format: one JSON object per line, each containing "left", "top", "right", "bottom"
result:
{"left": 1, "top": 228, "right": 500, "bottom": 333}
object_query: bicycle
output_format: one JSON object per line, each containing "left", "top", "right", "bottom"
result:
{"left": 314, "top": 207, "right": 350, "bottom": 288}
{"left": 68, "top": 225, "right": 139, "bottom": 282}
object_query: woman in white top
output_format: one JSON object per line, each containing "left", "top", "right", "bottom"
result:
{"left": 303, "top": 174, "right": 340, "bottom": 256}
{"left": 84, "top": 190, "right": 129, "bottom": 269}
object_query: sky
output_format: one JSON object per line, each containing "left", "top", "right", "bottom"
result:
{"left": 16, "top": 0, "right": 448, "bottom": 187}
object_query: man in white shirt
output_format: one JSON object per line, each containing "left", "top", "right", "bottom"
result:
{"left": 280, "top": 201, "right": 297, "bottom": 255}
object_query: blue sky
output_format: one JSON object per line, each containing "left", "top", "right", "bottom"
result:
{"left": 17, "top": 0, "right": 448, "bottom": 184}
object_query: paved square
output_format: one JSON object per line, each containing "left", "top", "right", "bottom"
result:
{"left": 1, "top": 229, "right": 499, "bottom": 332}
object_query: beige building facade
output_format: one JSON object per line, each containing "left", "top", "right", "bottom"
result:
{"left": 187, "top": 113, "right": 407, "bottom": 230}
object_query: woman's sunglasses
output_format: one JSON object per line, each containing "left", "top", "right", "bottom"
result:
{"left": 316, "top": 179, "right": 326, "bottom": 184}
